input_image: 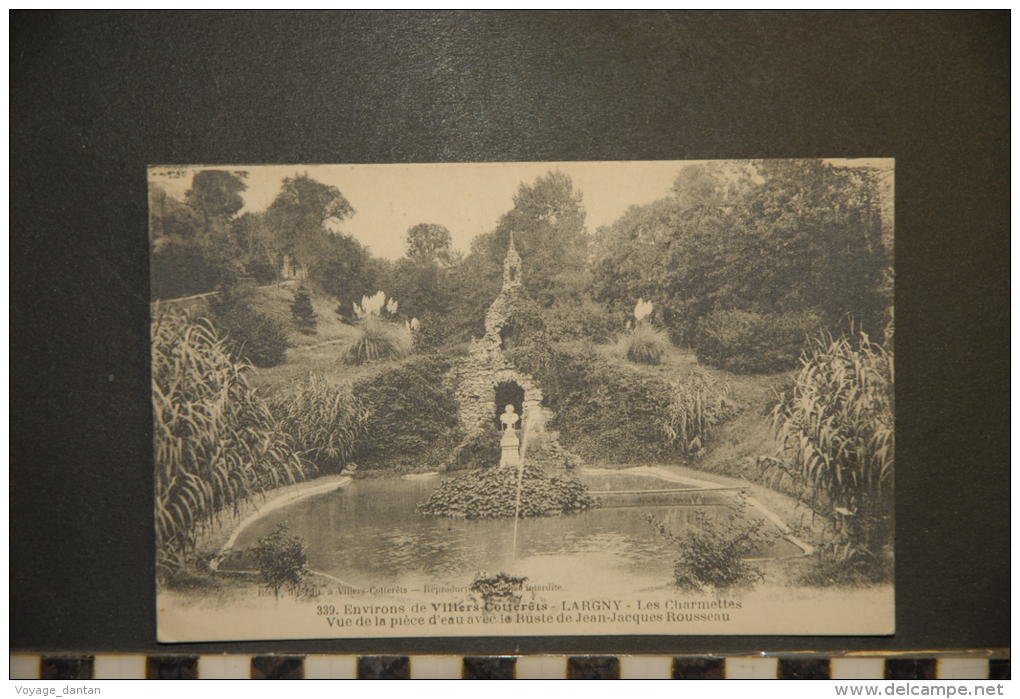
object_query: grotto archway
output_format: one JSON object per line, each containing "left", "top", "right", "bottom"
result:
{"left": 494, "top": 381, "right": 525, "bottom": 431}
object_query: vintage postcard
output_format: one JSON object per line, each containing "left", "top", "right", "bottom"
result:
{"left": 151, "top": 160, "right": 894, "bottom": 641}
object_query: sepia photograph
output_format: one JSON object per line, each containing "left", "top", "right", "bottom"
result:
{"left": 150, "top": 159, "right": 895, "bottom": 641}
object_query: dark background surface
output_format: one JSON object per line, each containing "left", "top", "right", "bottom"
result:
{"left": 11, "top": 11, "right": 1009, "bottom": 654}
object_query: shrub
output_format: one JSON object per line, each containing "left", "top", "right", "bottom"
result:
{"left": 509, "top": 342, "right": 685, "bottom": 464}
{"left": 353, "top": 356, "right": 461, "bottom": 470}
{"left": 646, "top": 502, "right": 772, "bottom": 590}
{"left": 152, "top": 312, "right": 305, "bottom": 576}
{"left": 556, "top": 366, "right": 670, "bottom": 463}
{"left": 416, "top": 463, "right": 597, "bottom": 519}
{"left": 341, "top": 315, "right": 412, "bottom": 365}
{"left": 209, "top": 290, "right": 289, "bottom": 367}
{"left": 245, "top": 256, "right": 278, "bottom": 285}
{"left": 244, "top": 523, "right": 308, "bottom": 598}
{"left": 508, "top": 337, "right": 728, "bottom": 464}
{"left": 524, "top": 440, "right": 585, "bottom": 471}
{"left": 661, "top": 371, "right": 736, "bottom": 458}
{"left": 692, "top": 309, "right": 822, "bottom": 374}
{"left": 616, "top": 321, "right": 670, "bottom": 365}
{"left": 150, "top": 237, "right": 239, "bottom": 300}
{"left": 409, "top": 311, "right": 454, "bottom": 352}
{"left": 542, "top": 299, "right": 627, "bottom": 343}
{"left": 267, "top": 374, "right": 369, "bottom": 473}
{"left": 470, "top": 572, "right": 527, "bottom": 608}
{"left": 290, "top": 287, "right": 317, "bottom": 334}
{"left": 765, "top": 331, "right": 894, "bottom": 582}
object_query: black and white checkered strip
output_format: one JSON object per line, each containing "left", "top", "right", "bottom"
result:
{"left": 9, "top": 654, "right": 1009, "bottom": 679}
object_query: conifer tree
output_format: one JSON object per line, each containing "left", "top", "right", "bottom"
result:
{"left": 291, "top": 287, "right": 317, "bottom": 334}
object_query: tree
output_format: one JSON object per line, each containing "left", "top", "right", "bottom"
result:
{"left": 592, "top": 159, "right": 892, "bottom": 346}
{"left": 447, "top": 171, "right": 589, "bottom": 334}
{"left": 670, "top": 161, "right": 757, "bottom": 212}
{"left": 230, "top": 212, "right": 278, "bottom": 284}
{"left": 148, "top": 184, "right": 237, "bottom": 299}
{"left": 445, "top": 232, "right": 503, "bottom": 338}
{"left": 387, "top": 256, "right": 454, "bottom": 323}
{"left": 738, "top": 159, "right": 888, "bottom": 332}
{"left": 148, "top": 185, "right": 202, "bottom": 242}
{"left": 406, "top": 223, "right": 454, "bottom": 265}
{"left": 290, "top": 287, "right": 317, "bottom": 334}
{"left": 265, "top": 173, "right": 355, "bottom": 270}
{"left": 309, "top": 233, "right": 376, "bottom": 316}
{"left": 490, "top": 170, "right": 589, "bottom": 307}
{"left": 185, "top": 170, "right": 248, "bottom": 223}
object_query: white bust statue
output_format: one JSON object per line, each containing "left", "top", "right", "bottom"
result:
{"left": 499, "top": 404, "right": 520, "bottom": 431}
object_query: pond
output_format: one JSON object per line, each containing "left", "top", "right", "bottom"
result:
{"left": 222, "top": 468, "right": 803, "bottom": 594}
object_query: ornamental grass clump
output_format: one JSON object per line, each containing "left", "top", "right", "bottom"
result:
{"left": 152, "top": 312, "right": 306, "bottom": 577}
{"left": 660, "top": 371, "right": 735, "bottom": 458}
{"left": 267, "top": 374, "right": 369, "bottom": 473}
{"left": 621, "top": 321, "right": 669, "bottom": 365}
{"left": 616, "top": 298, "right": 670, "bottom": 365}
{"left": 416, "top": 463, "right": 597, "bottom": 519}
{"left": 341, "top": 291, "right": 412, "bottom": 365}
{"left": 765, "top": 330, "right": 894, "bottom": 582}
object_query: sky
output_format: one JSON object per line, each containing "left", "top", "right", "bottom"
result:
{"left": 149, "top": 159, "right": 891, "bottom": 261}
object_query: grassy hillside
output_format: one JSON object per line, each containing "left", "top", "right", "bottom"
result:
{"left": 246, "top": 283, "right": 355, "bottom": 348}
{"left": 242, "top": 284, "right": 399, "bottom": 392}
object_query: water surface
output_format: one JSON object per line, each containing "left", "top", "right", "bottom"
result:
{"left": 224, "top": 469, "right": 801, "bottom": 592}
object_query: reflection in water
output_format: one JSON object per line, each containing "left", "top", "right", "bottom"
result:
{"left": 225, "top": 471, "right": 801, "bottom": 590}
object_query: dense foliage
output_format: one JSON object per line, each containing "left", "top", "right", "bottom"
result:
{"left": 352, "top": 356, "right": 462, "bottom": 470}
{"left": 445, "top": 171, "right": 591, "bottom": 337}
{"left": 151, "top": 163, "right": 892, "bottom": 382}
{"left": 244, "top": 523, "right": 308, "bottom": 598}
{"left": 149, "top": 171, "right": 252, "bottom": 300}
{"left": 152, "top": 312, "right": 305, "bottom": 575}
{"left": 592, "top": 160, "right": 893, "bottom": 352}
{"left": 307, "top": 233, "right": 378, "bottom": 311}
{"left": 411, "top": 310, "right": 455, "bottom": 352}
{"left": 267, "top": 375, "right": 369, "bottom": 474}
{"left": 540, "top": 299, "right": 626, "bottom": 344}
{"left": 522, "top": 440, "right": 585, "bottom": 471}
{"left": 264, "top": 173, "right": 355, "bottom": 280}
{"left": 765, "top": 331, "right": 894, "bottom": 582}
{"left": 507, "top": 342, "right": 730, "bottom": 464}
{"left": 692, "top": 309, "right": 822, "bottom": 374}
{"left": 149, "top": 171, "right": 379, "bottom": 306}
{"left": 386, "top": 258, "right": 449, "bottom": 317}
{"left": 290, "top": 287, "right": 318, "bottom": 334}
{"left": 209, "top": 289, "right": 289, "bottom": 367}
{"left": 507, "top": 341, "right": 670, "bottom": 462}
{"left": 150, "top": 235, "right": 239, "bottom": 300}
{"left": 406, "top": 223, "right": 455, "bottom": 265}
{"left": 646, "top": 503, "right": 772, "bottom": 590}
{"left": 416, "top": 463, "right": 597, "bottom": 519}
